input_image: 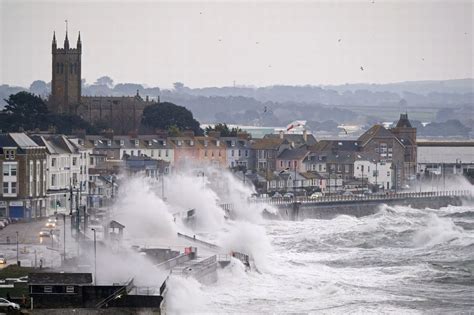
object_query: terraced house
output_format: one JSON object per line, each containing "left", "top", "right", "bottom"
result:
{"left": 0, "top": 133, "right": 47, "bottom": 219}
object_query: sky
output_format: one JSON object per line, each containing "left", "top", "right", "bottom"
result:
{"left": 1, "top": 0, "right": 472, "bottom": 89}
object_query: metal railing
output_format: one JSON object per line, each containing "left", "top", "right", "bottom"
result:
{"left": 95, "top": 277, "right": 134, "bottom": 309}
{"left": 250, "top": 190, "right": 472, "bottom": 205}
{"left": 171, "top": 255, "right": 217, "bottom": 277}
{"left": 176, "top": 232, "right": 221, "bottom": 250}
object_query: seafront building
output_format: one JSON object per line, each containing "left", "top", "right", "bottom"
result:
{"left": 1, "top": 113, "right": 474, "bottom": 219}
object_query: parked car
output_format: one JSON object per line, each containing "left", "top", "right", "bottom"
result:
{"left": 0, "top": 222, "right": 5, "bottom": 229}
{"left": 45, "top": 221, "right": 56, "bottom": 228}
{"left": 0, "top": 298, "right": 20, "bottom": 311}
{"left": 283, "top": 192, "right": 294, "bottom": 199}
{"left": 0, "top": 254, "right": 6, "bottom": 264}
{"left": 272, "top": 192, "right": 283, "bottom": 198}
{"left": 309, "top": 192, "right": 323, "bottom": 199}
{"left": 0, "top": 219, "right": 8, "bottom": 226}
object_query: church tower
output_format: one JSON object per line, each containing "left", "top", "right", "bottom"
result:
{"left": 50, "top": 30, "right": 82, "bottom": 114}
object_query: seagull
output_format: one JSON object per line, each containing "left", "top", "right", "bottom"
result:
{"left": 338, "top": 39, "right": 342, "bottom": 42}
{"left": 360, "top": 66, "right": 364, "bottom": 71}
{"left": 199, "top": 11, "right": 203, "bottom": 14}
{"left": 422, "top": 58, "right": 425, "bottom": 61}
{"left": 256, "top": 41, "right": 260, "bottom": 44}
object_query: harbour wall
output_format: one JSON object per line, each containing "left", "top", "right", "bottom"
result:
{"left": 266, "top": 195, "right": 471, "bottom": 221}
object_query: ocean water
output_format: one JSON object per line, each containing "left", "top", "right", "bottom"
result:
{"left": 202, "top": 204, "right": 474, "bottom": 313}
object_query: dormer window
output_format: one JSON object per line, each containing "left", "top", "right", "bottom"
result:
{"left": 177, "top": 140, "right": 182, "bottom": 146}
{"left": 148, "top": 141, "right": 152, "bottom": 147}
{"left": 204, "top": 141, "right": 208, "bottom": 147}
{"left": 94, "top": 140, "right": 98, "bottom": 146}
{"left": 190, "top": 140, "right": 194, "bottom": 146}
{"left": 120, "top": 140, "right": 125, "bottom": 146}
{"left": 162, "top": 140, "right": 167, "bottom": 146}
{"left": 134, "top": 140, "right": 139, "bottom": 147}
{"left": 216, "top": 140, "right": 220, "bottom": 146}
{"left": 4, "top": 149, "right": 16, "bottom": 160}
{"left": 231, "top": 140, "right": 235, "bottom": 147}
{"left": 107, "top": 140, "right": 112, "bottom": 146}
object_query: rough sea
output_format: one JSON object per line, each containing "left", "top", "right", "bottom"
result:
{"left": 202, "top": 203, "right": 474, "bottom": 313}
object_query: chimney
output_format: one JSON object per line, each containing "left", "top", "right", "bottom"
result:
{"left": 102, "top": 129, "right": 114, "bottom": 139}
{"left": 303, "top": 129, "right": 308, "bottom": 142}
{"left": 279, "top": 130, "right": 284, "bottom": 139}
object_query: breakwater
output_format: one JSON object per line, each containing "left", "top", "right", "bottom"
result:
{"left": 256, "top": 190, "right": 473, "bottom": 220}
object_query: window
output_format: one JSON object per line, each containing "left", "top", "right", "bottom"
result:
{"left": 165, "top": 150, "right": 169, "bottom": 157}
{"left": 44, "top": 286, "right": 52, "bottom": 293}
{"left": 318, "top": 164, "right": 322, "bottom": 172}
{"left": 280, "top": 161, "right": 283, "bottom": 167}
{"left": 51, "top": 174, "right": 57, "bottom": 186}
{"left": 11, "top": 182, "right": 16, "bottom": 194}
{"left": 135, "top": 140, "right": 139, "bottom": 147}
{"left": 51, "top": 158, "right": 56, "bottom": 167}
{"left": 245, "top": 150, "right": 248, "bottom": 157}
{"left": 5, "top": 149, "right": 15, "bottom": 160}
{"left": 231, "top": 140, "right": 236, "bottom": 147}
{"left": 2, "top": 183, "right": 8, "bottom": 194}
{"left": 66, "top": 286, "right": 74, "bottom": 293}
{"left": 107, "top": 140, "right": 112, "bottom": 147}
{"left": 72, "top": 157, "right": 77, "bottom": 166}
{"left": 238, "top": 150, "right": 241, "bottom": 157}
{"left": 231, "top": 150, "right": 234, "bottom": 157}
{"left": 190, "top": 140, "right": 194, "bottom": 146}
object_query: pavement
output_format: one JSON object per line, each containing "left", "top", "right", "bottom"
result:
{"left": 0, "top": 218, "right": 62, "bottom": 269}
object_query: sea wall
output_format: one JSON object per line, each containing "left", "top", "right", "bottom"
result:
{"left": 267, "top": 196, "right": 471, "bottom": 221}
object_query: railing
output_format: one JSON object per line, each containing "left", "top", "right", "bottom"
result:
{"left": 177, "top": 232, "right": 221, "bottom": 250}
{"left": 96, "top": 277, "right": 134, "bottom": 309}
{"left": 156, "top": 253, "right": 193, "bottom": 270}
{"left": 250, "top": 190, "right": 472, "bottom": 205}
{"left": 171, "top": 255, "right": 217, "bottom": 277}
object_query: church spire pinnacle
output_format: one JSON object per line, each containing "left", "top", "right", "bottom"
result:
{"left": 64, "top": 20, "right": 69, "bottom": 50}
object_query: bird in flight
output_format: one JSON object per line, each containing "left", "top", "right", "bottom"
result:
{"left": 338, "top": 39, "right": 342, "bottom": 42}
{"left": 360, "top": 66, "right": 364, "bottom": 71}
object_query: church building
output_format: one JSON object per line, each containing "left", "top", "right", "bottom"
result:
{"left": 49, "top": 31, "right": 157, "bottom": 134}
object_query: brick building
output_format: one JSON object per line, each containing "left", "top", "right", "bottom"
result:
{"left": 0, "top": 133, "right": 47, "bottom": 219}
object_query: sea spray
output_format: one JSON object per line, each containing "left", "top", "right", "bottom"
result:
{"left": 218, "top": 221, "right": 273, "bottom": 272}
{"left": 114, "top": 175, "right": 176, "bottom": 239}
{"left": 166, "top": 275, "right": 205, "bottom": 313}
{"left": 163, "top": 172, "right": 225, "bottom": 231}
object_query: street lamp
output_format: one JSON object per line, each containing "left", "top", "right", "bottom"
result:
{"left": 16, "top": 231, "right": 19, "bottom": 266}
{"left": 91, "top": 228, "right": 97, "bottom": 285}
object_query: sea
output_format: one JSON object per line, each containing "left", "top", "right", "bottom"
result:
{"left": 201, "top": 204, "right": 474, "bottom": 313}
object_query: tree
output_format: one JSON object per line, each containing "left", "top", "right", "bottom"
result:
{"left": 141, "top": 102, "right": 203, "bottom": 135}
{"left": 3, "top": 92, "right": 49, "bottom": 131}
{"left": 29, "top": 80, "right": 49, "bottom": 96}
{"left": 94, "top": 76, "right": 114, "bottom": 88}
{"left": 2, "top": 91, "right": 96, "bottom": 134}
{"left": 205, "top": 123, "right": 243, "bottom": 137}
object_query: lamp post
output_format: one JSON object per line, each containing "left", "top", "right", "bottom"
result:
{"left": 91, "top": 228, "right": 97, "bottom": 284}
{"left": 16, "top": 231, "right": 19, "bottom": 266}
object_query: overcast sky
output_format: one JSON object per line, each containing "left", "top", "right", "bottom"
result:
{"left": 1, "top": 0, "right": 472, "bottom": 89}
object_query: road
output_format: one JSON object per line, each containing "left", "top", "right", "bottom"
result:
{"left": 0, "top": 218, "right": 62, "bottom": 269}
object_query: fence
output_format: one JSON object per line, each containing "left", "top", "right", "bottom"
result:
{"left": 250, "top": 190, "right": 472, "bottom": 205}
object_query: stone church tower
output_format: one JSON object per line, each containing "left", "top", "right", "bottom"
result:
{"left": 50, "top": 31, "right": 82, "bottom": 114}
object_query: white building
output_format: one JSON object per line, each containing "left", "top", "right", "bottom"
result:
{"left": 417, "top": 141, "right": 474, "bottom": 176}
{"left": 32, "top": 135, "right": 90, "bottom": 215}
{"left": 354, "top": 160, "right": 393, "bottom": 190}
